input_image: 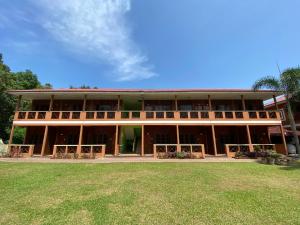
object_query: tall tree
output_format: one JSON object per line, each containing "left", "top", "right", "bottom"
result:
{"left": 252, "top": 67, "right": 300, "bottom": 154}
{"left": 0, "top": 54, "right": 52, "bottom": 142}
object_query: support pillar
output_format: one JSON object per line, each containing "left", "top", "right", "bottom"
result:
{"left": 49, "top": 95, "right": 54, "bottom": 111}
{"left": 280, "top": 125, "right": 288, "bottom": 155}
{"left": 117, "top": 95, "right": 121, "bottom": 111}
{"left": 175, "top": 95, "right": 178, "bottom": 111}
{"left": 82, "top": 95, "right": 87, "bottom": 111}
{"left": 208, "top": 95, "right": 212, "bottom": 111}
{"left": 246, "top": 125, "right": 253, "bottom": 151}
{"left": 77, "top": 125, "right": 83, "bottom": 155}
{"left": 273, "top": 95, "right": 278, "bottom": 110}
{"left": 141, "top": 125, "right": 144, "bottom": 156}
{"left": 41, "top": 126, "right": 48, "bottom": 156}
{"left": 114, "top": 125, "right": 119, "bottom": 156}
{"left": 211, "top": 125, "right": 217, "bottom": 155}
{"left": 142, "top": 97, "right": 145, "bottom": 111}
{"left": 15, "top": 95, "right": 22, "bottom": 111}
{"left": 176, "top": 125, "right": 181, "bottom": 152}
{"left": 241, "top": 95, "right": 246, "bottom": 111}
{"left": 8, "top": 125, "right": 15, "bottom": 145}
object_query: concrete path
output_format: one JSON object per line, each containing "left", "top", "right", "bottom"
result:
{"left": 0, "top": 157, "right": 258, "bottom": 163}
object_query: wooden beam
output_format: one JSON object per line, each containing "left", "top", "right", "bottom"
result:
{"left": 82, "top": 95, "right": 87, "bottom": 111}
{"left": 8, "top": 125, "right": 15, "bottom": 145}
{"left": 41, "top": 126, "right": 48, "bottom": 156}
{"left": 15, "top": 95, "right": 22, "bottom": 111}
{"left": 241, "top": 95, "right": 246, "bottom": 111}
{"left": 77, "top": 125, "right": 83, "bottom": 155}
{"left": 273, "top": 95, "right": 278, "bottom": 110}
{"left": 49, "top": 95, "right": 54, "bottom": 111}
{"left": 246, "top": 125, "right": 253, "bottom": 151}
{"left": 142, "top": 97, "right": 145, "bottom": 111}
{"left": 117, "top": 95, "right": 121, "bottom": 111}
{"left": 114, "top": 125, "right": 119, "bottom": 156}
{"left": 176, "top": 125, "right": 181, "bottom": 152}
{"left": 208, "top": 95, "right": 212, "bottom": 111}
{"left": 211, "top": 125, "right": 217, "bottom": 155}
{"left": 280, "top": 125, "right": 288, "bottom": 155}
{"left": 141, "top": 125, "right": 144, "bottom": 156}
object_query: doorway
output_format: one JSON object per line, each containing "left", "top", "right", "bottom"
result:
{"left": 120, "top": 126, "right": 142, "bottom": 155}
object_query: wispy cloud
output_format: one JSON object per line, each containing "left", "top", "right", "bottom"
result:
{"left": 31, "top": 0, "right": 156, "bottom": 81}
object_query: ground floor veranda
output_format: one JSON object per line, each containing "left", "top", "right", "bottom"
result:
{"left": 8, "top": 125, "right": 287, "bottom": 158}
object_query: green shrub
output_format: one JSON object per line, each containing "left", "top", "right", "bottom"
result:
{"left": 176, "top": 152, "right": 186, "bottom": 159}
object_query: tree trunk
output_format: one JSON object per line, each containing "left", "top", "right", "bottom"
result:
{"left": 287, "top": 99, "right": 300, "bottom": 154}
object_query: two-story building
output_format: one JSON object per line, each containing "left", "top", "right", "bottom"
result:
{"left": 7, "top": 88, "right": 287, "bottom": 158}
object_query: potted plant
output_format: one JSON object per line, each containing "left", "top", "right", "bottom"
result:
{"left": 235, "top": 151, "right": 244, "bottom": 159}
{"left": 176, "top": 152, "right": 186, "bottom": 159}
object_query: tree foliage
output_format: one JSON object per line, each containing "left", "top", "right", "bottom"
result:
{"left": 0, "top": 53, "right": 52, "bottom": 142}
{"left": 252, "top": 67, "right": 300, "bottom": 153}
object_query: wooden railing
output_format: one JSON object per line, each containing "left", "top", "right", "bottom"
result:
{"left": 225, "top": 144, "right": 276, "bottom": 158}
{"left": 14, "top": 110, "right": 281, "bottom": 121}
{"left": 8, "top": 144, "right": 34, "bottom": 157}
{"left": 52, "top": 144, "right": 105, "bottom": 159}
{"left": 153, "top": 144, "right": 205, "bottom": 159}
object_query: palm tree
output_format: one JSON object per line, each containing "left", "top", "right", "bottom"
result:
{"left": 252, "top": 67, "right": 300, "bottom": 154}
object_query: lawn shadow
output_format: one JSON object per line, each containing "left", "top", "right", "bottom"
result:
{"left": 279, "top": 160, "right": 300, "bottom": 171}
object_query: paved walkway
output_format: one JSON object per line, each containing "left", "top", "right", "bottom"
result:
{"left": 0, "top": 157, "right": 258, "bottom": 163}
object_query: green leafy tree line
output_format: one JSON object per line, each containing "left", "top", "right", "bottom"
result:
{"left": 0, "top": 53, "right": 52, "bottom": 142}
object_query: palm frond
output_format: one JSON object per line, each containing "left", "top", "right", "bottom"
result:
{"left": 252, "top": 76, "right": 281, "bottom": 91}
{"left": 280, "top": 67, "right": 300, "bottom": 94}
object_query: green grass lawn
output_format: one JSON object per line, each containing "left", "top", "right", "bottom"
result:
{"left": 0, "top": 162, "right": 300, "bottom": 225}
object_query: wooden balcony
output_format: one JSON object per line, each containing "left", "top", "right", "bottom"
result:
{"left": 153, "top": 144, "right": 205, "bottom": 159}
{"left": 8, "top": 144, "right": 34, "bottom": 158}
{"left": 225, "top": 144, "right": 276, "bottom": 158}
{"left": 52, "top": 144, "right": 106, "bottom": 159}
{"left": 14, "top": 110, "right": 281, "bottom": 121}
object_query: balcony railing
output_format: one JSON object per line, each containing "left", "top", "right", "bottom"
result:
{"left": 225, "top": 144, "right": 276, "bottom": 158}
{"left": 52, "top": 144, "right": 106, "bottom": 159}
{"left": 153, "top": 144, "right": 205, "bottom": 159}
{"left": 14, "top": 110, "right": 281, "bottom": 121}
{"left": 8, "top": 144, "right": 34, "bottom": 158}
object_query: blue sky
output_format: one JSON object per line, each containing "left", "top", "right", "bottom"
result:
{"left": 0, "top": 0, "right": 299, "bottom": 89}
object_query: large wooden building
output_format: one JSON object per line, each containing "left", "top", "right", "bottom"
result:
{"left": 7, "top": 88, "right": 287, "bottom": 158}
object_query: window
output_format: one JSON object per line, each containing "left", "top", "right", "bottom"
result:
{"left": 279, "top": 109, "right": 286, "bottom": 121}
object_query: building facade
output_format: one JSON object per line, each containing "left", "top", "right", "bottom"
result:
{"left": 265, "top": 96, "right": 300, "bottom": 144}
{"left": 7, "top": 88, "right": 287, "bottom": 158}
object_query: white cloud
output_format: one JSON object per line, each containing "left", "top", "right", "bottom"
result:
{"left": 31, "top": 0, "right": 157, "bottom": 81}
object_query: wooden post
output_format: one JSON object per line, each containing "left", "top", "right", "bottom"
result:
{"left": 49, "top": 95, "right": 54, "bottom": 111}
{"left": 175, "top": 95, "right": 178, "bottom": 111}
{"left": 141, "top": 125, "right": 144, "bottom": 156}
{"left": 117, "top": 95, "right": 121, "bottom": 111}
{"left": 246, "top": 125, "right": 253, "bottom": 151}
{"left": 82, "top": 95, "right": 87, "bottom": 111}
{"left": 176, "top": 125, "right": 181, "bottom": 152}
{"left": 208, "top": 95, "right": 212, "bottom": 111}
{"left": 273, "top": 95, "right": 278, "bottom": 110}
{"left": 211, "top": 125, "right": 217, "bottom": 155}
{"left": 8, "top": 125, "right": 15, "bottom": 145}
{"left": 142, "top": 97, "right": 145, "bottom": 111}
{"left": 114, "top": 125, "right": 119, "bottom": 156}
{"left": 241, "top": 95, "right": 246, "bottom": 111}
{"left": 41, "top": 126, "right": 48, "bottom": 156}
{"left": 15, "top": 95, "right": 22, "bottom": 111}
{"left": 280, "top": 125, "right": 287, "bottom": 155}
{"left": 77, "top": 125, "right": 83, "bottom": 155}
